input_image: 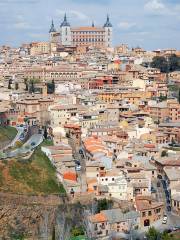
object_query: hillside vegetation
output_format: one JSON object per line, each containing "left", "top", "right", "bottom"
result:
{"left": 0, "top": 126, "right": 17, "bottom": 142}
{"left": 0, "top": 147, "right": 65, "bottom": 195}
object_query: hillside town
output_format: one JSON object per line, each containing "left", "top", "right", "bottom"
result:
{"left": 0, "top": 13, "right": 180, "bottom": 240}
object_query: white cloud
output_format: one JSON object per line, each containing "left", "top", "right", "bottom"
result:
{"left": 144, "top": 0, "right": 165, "bottom": 12}
{"left": 144, "top": 0, "right": 170, "bottom": 15}
{"left": 14, "top": 22, "right": 30, "bottom": 30}
{"left": 118, "top": 21, "right": 136, "bottom": 30}
{"left": 144, "top": 1, "right": 180, "bottom": 17}
{"left": 56, "top": 10, "right": 88, "bottom": 21}
{"left": 70, "top": 10, "right": 88, "bottom": 20}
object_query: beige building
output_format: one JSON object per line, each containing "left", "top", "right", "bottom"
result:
{"left": 16, "top": 95, "right": 54, "bottom": 125}
{"left": 135, "top": 196, "right": 164, "bottom": 227}
{"left": 50, "top": 104, "right": 79, "bottom": 127}
{"left": 30, "top": 42, "right": 50, "bottom": 56}
{"left": 49, "top": 14, "right": 113, "bottom": 48}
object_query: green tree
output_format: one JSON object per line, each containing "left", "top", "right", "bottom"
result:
{"left": 178, "top": 89, "right": 180, "bottom": 104}
{"left": 168, "top": 54, "right": 180, "bottom": 72}
{"left": 43, "top": 126, "right": 48, "bottom": 139}
{"left": 161, "top": 232, "right": 175, "bottom": 240}
{"left": 52, "top": 226, "right": 55, "bottom": 240}
{"left": 146, "top": 227, "right": 161, "bottom": 240}
{"left": 52, "top": 79, "right": 55, "bottom": 93}
{"left": 71, "top": 226, "right": 84, "bottom": 237}
{"left": 96, "top": 199, "right": 113, "bottom": 213}
{"left": 29, "top": 78, "right": 39, "bottom": 93}
{"left": 151, "top": 55, "right": 180, "bottom": 73}
{"left": 159, "top": 95, "right": 167, "bottom": 102}
{"left": 24, "top": 78, "right": 29, "bottom": 91}
{"left": 15, "top": 82, "right": 19, "bottom": 90}
{"left": 47, "top": 79, "right": 55, "bottom": 94}
{"left": 8, "top": 79, "right": 12, "bottom": 89}
{"left": 151, "top": 56, "right": 168, "bottom": 73}
{"left": 29, "top": 78, "right": 35, "bottom": 93}
{"left": 161, "top": 150, "right": 168, "bottom": 157}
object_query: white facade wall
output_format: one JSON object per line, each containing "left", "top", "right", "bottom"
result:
{"left": 104, "top": 27, "right": 113, "bottom": 47}
{"left": 61, "top": 26, "right": 72, "bottom": 46}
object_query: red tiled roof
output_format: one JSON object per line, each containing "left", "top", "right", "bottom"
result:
{"left": 64, "top": 124, "right": 81, "bottom": 129}
{"left": 89, "top": 212, "right": 107, "bottom": 223}
{"left": 144, "top": 144, "right": 156, "bottom": 148}
{"left": 63, "top": 171, "right": 77, "bottom": 182}
{"left": 135, "top": 196, "right": 164, "bottom": 211}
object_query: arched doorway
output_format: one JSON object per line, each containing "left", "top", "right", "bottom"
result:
{"left": 144, "top": 219, "right": 150, "bottom": 227}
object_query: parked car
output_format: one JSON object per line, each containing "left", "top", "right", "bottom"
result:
{"left": 167, "top": 206, "right": 171, "bottom": 212}
{"left": 79, "top": 149, "right": 83, "bottom": 154}
{"left": 158, "top": 175, "right": 162, "bottom": 179}
{"left": 151, "top": 187, "right": 157, "bottom": 193}
{"left": 174, "top": 144, "right": 180, "bottom": 147}
{"left": 31, "top": 142, "right": 36, "bottom": 146}
{"left": 75, "top": 160, "right": 80, "bottom": 165}
{"left": 165, "top": 190, "right": 169, "bottom": 196}
{"left": 75, "top": 165, "right": 81, "bottom": 171}
{"left": 164, "top": 229, "right": 172, "bottom": 234}
{"left": 162, "top": 215, "right": 167, "bottom": 224}
{"left": 172, "top": 226, "right": 180, "bottom": 231}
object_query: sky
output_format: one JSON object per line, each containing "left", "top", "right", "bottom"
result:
{"left": 0, "top": 0, "right": 179, "bottom": 50}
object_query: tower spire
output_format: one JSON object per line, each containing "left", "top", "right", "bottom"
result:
{"left": 103, "top": 14, "right": 112, "bottom": 28}
{"left": 92, "top": 21, "right": 95, "bottom": 27}
{"left": 60, "top": 13, "right": 70, "bottom": 27}
{"left": 64, "top": 13, "right": 67, "bottom": 21}
{"left": 49, "top": 19, "right": 56, "bottom": 33}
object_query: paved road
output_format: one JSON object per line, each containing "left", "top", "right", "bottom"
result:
{"left": 6, "top": 134, "right": 43, "bottom": 158}
{"left": 68, "top": 138, "right": 87, "bottom": 193}
{"left": 1, "top": 127, "right": 24, "bottom": 151}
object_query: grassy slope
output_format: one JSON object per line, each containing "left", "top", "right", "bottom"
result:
{"left": 0, "top": 144, "right": 65, "bottom": 195}
{"left": 0, "top": 126, "right": 17, "bottom": 142}
{"left": 172, "top": 232, "right": 180, "bottom": 240}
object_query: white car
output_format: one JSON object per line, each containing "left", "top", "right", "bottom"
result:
{"left": 162, "top": 215, "right": 167, "bottom": 224}
{"left": 75, "top": 165, "right": 82, "bottom": 171}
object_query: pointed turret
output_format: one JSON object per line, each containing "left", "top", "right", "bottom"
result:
{"left": 103, "top": 14, "right": 112, "bottom": 28}
{"left": 92, "top": 21, "right": 95, "bottom": 27}
{"left": 103, "top": 14, "right": 113, "bottom": 47}
{"left": 49, "top": 19, "right": 56, "bottom": 33}
{"left": 60, "top": 13, "right": 71, "bottom": 46}
{"left": 60, "top": 13, "right": 70, "bottom": 27}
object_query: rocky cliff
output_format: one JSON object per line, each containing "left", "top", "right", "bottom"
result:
{"left": 0, "top": 193, "right": 84, "bottom": 240}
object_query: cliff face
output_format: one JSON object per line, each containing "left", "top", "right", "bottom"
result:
{"left": 0, "top": 205, "right": 57, "bottom": 239}
{"left": 0, "top": 193, "right": 84, "bottom": 239}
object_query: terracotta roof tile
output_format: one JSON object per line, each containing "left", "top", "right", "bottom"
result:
{"left": 89, "top": 212, "right": 107, "bottom": 223}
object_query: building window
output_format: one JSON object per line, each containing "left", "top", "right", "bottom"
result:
{"left": 148, "top": 211, "right": 152, "bottom": 216}
{"left": 142, "top": 212, "right": 146, "bottom": 217}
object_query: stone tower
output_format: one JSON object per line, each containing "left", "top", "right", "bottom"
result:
{"left": 60, "top": 14, "right": 72, "bottom": 46}
{"left": 49, "top": 20, "right": 57, "bottom": 43}
{"left": 103, "top": 15, "right": 113, "bottom": 48}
